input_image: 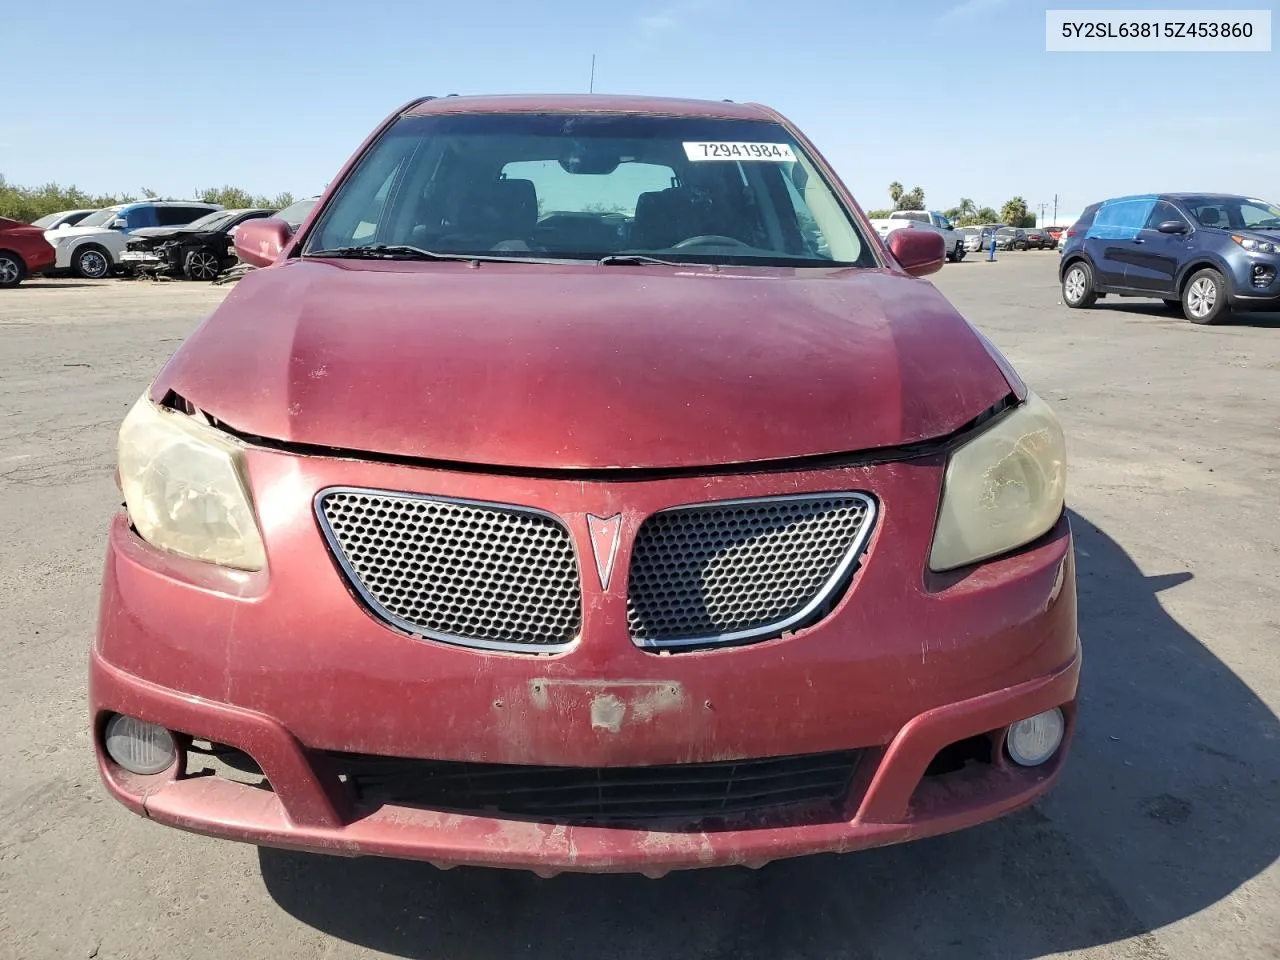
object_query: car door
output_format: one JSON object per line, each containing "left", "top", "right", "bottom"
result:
{"left": 1123, "top": 201, "right": 1192, "bottom": 295}
{"left": 1082, "top": 196, "right": 1156, "bottom": 288}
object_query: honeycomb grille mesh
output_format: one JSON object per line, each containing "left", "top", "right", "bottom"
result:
{"left": 318, "top": 490, "right": 581, "bottom": 650}
{"left": 626, "top": 494, "right": 874, "bottom": 647}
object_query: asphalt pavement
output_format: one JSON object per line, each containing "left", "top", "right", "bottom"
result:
{"left": 1, "top": 258, "right": 1276, "bottom": 959}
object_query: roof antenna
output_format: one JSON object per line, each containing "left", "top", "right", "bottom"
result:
{"left": 589, "top": 54, "right": 596, "bottom": 93}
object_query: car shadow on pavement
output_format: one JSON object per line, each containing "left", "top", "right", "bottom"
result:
{"left": 1093, "top": 301, "right": 1280, "bottom": 328}
{"left": 259, "top": 509, "right": 1279, "bottom": 959}
{"left": 18, "top": 281, "right": 104, "bottom": 289}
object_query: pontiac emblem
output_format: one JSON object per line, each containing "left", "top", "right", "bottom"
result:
{"left": 586, "top": 514, "right": 623, "bottom": 590}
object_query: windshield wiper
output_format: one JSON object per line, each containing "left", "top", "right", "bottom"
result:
{"left": 596, "top": 253, "right": 682, "bottom": 266}
{"left": 306, "top": 244, "right": 556, "bottom": 265}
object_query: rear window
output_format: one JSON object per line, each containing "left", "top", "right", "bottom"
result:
{"left": 304, "top": 112, "right": 875, "bottom": 267}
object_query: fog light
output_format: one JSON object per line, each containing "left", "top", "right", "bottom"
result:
{"left": 1006, "top": 707, "right": 1065, "bottom": 767}
{"left": 104, "top": 714, "right": 177, "bottom": 775}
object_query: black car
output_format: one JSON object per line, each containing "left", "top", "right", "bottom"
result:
{"left": 995, "top": 226, "right": 1027, "bottom": 250}
{"left": 1024, "top": 228, "right": 1047, "bottom": 250}
{"left": 1059, "top": 193, "right": 1280, "bottom": 324}
{"left": 120, "top": 208, "right": 276, "bottom": 280}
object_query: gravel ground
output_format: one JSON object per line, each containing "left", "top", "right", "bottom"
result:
{"left": 1, "top": 260, "right": 1276, "bottom": 960}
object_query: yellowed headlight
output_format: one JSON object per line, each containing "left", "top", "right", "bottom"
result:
{"left": 929, "top": 393, "right": 1067, "bottom": 572}
{"left": 117, "top": 395, "right": 266, "bottom": 571}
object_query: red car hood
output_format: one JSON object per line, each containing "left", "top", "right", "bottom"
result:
{"left": 153, "top": 260, "right": 1013, "bottom": 470}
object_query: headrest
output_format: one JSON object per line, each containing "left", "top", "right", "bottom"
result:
{"left": 458, "top": 178, "right": 538, "bottom": 235}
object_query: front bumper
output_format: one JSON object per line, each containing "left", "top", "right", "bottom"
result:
{"left": 1227, "top": 255, "right": 1280, "bottom": 307}
{"left": 119, "top": 250, "right": 163, "bottom": 265}
{"left": 91, "top": 448, "right": 1080, "bottom": 874}
{"left": 52, "top": 242, "right": 76, "bottom": 269}
{"left": 27, "top": 245, "right": 56, "bottom": 274}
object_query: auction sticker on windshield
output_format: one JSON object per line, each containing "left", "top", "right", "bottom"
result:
{"left": 683, "top": 142, "right": 797, "bottom": 161}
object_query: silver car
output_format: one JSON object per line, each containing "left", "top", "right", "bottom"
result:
{"left": 962, "top": 227, "right": 993, "bottom": 253}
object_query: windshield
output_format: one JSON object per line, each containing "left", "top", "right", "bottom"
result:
{"left": 276, "top": 198, "right": 317, "bottom": 226}
{"left": 77, "top": 208, "right": 123, "bottom": 228}
{"left": 32, "top": 213, "right": 63, "bottom": 228}
{"left": 1183, "top": 197, "right": 1280, "bottom": 230}
{"left": 184, "top": 211, "right": 234, "bottom": 231}
{"left": 304, "top": 113, "right": 873, "bottom": 267}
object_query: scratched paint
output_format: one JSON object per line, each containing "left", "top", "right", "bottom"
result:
{"left": 528, "top": 679, "right": 687, "bottom": 734}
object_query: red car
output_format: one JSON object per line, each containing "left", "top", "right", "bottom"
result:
{"left": 0, "top": 217, "right": 56, "bottom": 287}
{"left": 91, "top": 94, "right": 1078, "bottom": 875}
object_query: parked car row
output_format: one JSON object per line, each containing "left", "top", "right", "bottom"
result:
{"left": 0, "top": 197, "right": 319, "bottom": 287}
{"left": 954, "top": 224, "right": 1062, "bottom": 254}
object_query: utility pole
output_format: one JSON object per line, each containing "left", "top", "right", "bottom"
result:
{"left": 1037, "top": 202, "right": 1048, "bottom": 225}
{"left": 589, "top": 55, "right": 596, "bottom": 93}
{"left": 1053, "top": 193, "right": 1059, "bottom": 225}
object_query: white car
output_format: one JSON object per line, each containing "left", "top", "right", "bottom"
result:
{"left": 46, "top": 201, "right": 222, "bottom": 279}
{"left": 887, "top": 210, "right": 966, "bottom": 262}
{"left": 30, "top": 209, "right": 97, "bottom": 231}
{"left": 870, "top": 217, "right": 964, "bottom": 263}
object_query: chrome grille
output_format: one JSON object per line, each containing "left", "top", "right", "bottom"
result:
{"left": 626, "top": 493, "right": 876, "bottom": 649}
{"left": 316, "top": 488, "right": 581, "bottom": 653}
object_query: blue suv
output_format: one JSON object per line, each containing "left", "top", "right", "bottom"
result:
{"left": 1059, "top": 193, "right": 1280, "bottom": 324}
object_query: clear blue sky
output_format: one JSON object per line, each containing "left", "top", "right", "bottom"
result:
{"left": 2, "top": 0, "right": 1276, "bottom": 222}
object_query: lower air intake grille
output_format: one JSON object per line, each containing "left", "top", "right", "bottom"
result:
{"left": 326, "top": 751, "right": 861, "bottom": 825}
{"left": 626, "top": 493, "right": 876, "bottom": 649}
{"left": 316, "top": 488, "right": 581, "bottom": 652}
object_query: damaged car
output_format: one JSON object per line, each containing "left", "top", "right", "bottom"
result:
{"left": 91, "top": 94, "right": 1079, "bottom": 876}
{"left": 119, "top": 208, "right": 276, "bottom": 280}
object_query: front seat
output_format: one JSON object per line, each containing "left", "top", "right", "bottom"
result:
{"left": 1199, "top": 207, "right": 1222, "bottom": 227}
{"left": 452, "top": 179, "right": 539, "bottom": 248}
{"left": 630, "top": 187, "right": 716, "bottom": 250}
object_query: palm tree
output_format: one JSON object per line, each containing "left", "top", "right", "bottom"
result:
{"left": 888, "top": 182, "right": 904, "bottom": 205}
{"left": 957, "top": 197, "right": 977, "bottom": 219}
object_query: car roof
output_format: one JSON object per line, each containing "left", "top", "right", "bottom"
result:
{"left": 1162, "top": 192, "right": 1250, "bottom": 201}
{"left": 403, "top": 93, "right": 776, "bottom": 121}
{"left": 1098, "top": 193, "right": 1252, "bottom": 205}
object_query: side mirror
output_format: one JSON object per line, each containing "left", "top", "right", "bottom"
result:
{"left": 109, "top": 218, "right": 128, "bottom": 230}
{"left": 886, "top": 227, "right": 945, "bottom": 277}
{"left": 234, "top": 217, "right": 293, "bottom": 268}
{"left": 1157, "top": 220, "right": 1188, "bottom": 234}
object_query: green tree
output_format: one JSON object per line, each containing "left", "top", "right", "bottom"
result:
{"left": 976, "top": 206, "right": 999, "bottom": 223}
{"left": 199, "top": 185, "right": 256, "bottom": 208}
{"left": 0, "top": 173, "right": 297, "bottom": 222}
{"left": 865, "top": 209, "right": 893, "bottom": 219}
{"left": 0, "top": 174, "right": 137, "bottom": 222}
{"left": 199, "top": 186, "right": 297, "bottom": 210}
{"left": 896, "top": 186, "right": 925, "bottom": 211}
{"left": 1001, "top": 196, "right": 1029, "bottom": 228}
{"left": 888, "top": 181, "right": 904, "bottom": 206}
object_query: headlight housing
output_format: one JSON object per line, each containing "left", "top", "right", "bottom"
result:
{"left": 117, "top": 395, "right": 266, "bottom": 570}
{"left": 928, "top": 393, "right": 1066, "bottom": 572}
{"left": 1232, "top": 234, "right": 1280, "bottom": 255}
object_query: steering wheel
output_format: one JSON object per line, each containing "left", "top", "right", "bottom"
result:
{"left": 671, "top": 234, "right": 752, "bottom": 249}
